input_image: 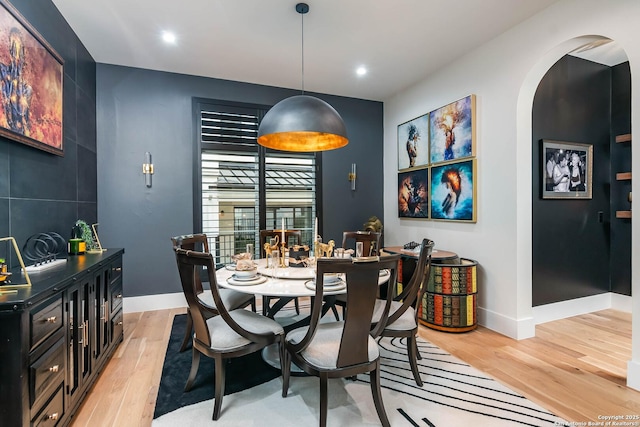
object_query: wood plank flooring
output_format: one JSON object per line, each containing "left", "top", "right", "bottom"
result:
{"left": 71, "top": 308, "right": 639, "bottom": 426}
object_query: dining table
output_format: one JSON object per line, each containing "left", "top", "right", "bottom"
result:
{"left": 217, "top": 257, "right": 391, "bottom": 371}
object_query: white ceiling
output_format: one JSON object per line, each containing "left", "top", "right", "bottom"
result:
{"left": 51, "top": 0, "right": 603, "bottom": 102}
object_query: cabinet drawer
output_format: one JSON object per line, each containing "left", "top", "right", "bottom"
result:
{"left": 111, "top": 309, "right": 124, "bottom": 342}
{"left": 110, "top": 282, "right": 123, "bottom": 314}
{"left": 30, "top": 337, "right": 65, "bottom": 408}
{"left": 31, "top": 296, "right": 63, "bottom": 350}
{"left": 110, "top": 258, "right": 122, "bottom": 285}
{"left": 31, "top": 385, "right": 64, "bottom": 427}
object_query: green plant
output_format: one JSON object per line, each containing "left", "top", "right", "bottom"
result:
{"left": 75, "top": 220, "right": 97, "bottom": 250}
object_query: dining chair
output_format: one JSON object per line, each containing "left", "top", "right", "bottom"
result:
{"left": 282, "top": 254, "right": 401, "bottom": 427}
{"left": 342, "top": 230, "right": 382, "bottom": 257}
{"left": 171, "top": 234, "right": 256, "bottom": 352}
{"left": 173, "top": 246, "right": 285, "bottom": 421}
{"left": 259, "top": 229, "right": 303, "bottom": 316}
{"left": 371, "top": 238, "right": 434, "bottom": 387}
{"left": 330, "top": 230, "right": 383, "bottom": 319}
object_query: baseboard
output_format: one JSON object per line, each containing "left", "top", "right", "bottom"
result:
{"left": 533, "top": 293, "right": 631, "bottom": 325}
{"left": 477, "top": 307, "right": 535, "bottom": 340}
{"left": 123, "top": 292, "right": 186, "bottom": 314}
{"left": 628, "top": 360, "right": 640, "bottom": 392}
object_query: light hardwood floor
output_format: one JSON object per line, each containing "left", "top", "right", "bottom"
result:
{"left": 71, "top": 308, "right": 639, "bottom": 426}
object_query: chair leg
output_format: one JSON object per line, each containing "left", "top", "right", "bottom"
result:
{"left": 262, "top": 295, "right": 270, "bottom": 316}
{"left": 407, "top": 335, "right": 423, "bottom": 387}
{"left": 319, "top": 373, "right": 328, "bottom": 427}
{"left": 184, "top": 348, "right": 201, "bottom": 392}
{"left": 212, "top": 355, "right": 226, "bottom": 420}
{"left": 281, "top": 344, "right": 290, "bottom": 398}
{"left": 250, "top": 296, "right": 257, "bottom": 312}
{"left": 294, "top": 297, "right": 300, "bottom": 314}
{"left": 179, "top": 310, "right": 193, "bottom": 352}
{"left": 370, "top": 365, "right": 390, "bottom": 427}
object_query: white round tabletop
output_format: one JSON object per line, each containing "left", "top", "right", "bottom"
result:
{"left": 217, "top": 258, "right": 389, "bottom": 297}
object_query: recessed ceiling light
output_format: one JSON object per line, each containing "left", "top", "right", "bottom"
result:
{"left": 356, "top": 66, "right": 367, "bottom": 76}
{"left": 162, "top": 31, "right": 177, "bottom": 44}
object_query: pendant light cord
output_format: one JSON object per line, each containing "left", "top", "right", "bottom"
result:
{"left": 301, "top": 9, "right": 305, "bottom": 94}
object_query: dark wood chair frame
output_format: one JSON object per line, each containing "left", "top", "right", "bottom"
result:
{"left": 373, "top": 238, "right": 434, "bottom": 387}
{"left": 259, "top": 229, "right": 303, "bottom": 316}
{"left": 171, "top": 234, "right": 256, "bottom": 352}
{"left": 282, "top": 254, "right": 401, "bottom": 427}
{"left": 173, "top": 246, "right": 284, "bottom": 420}
{"left": 330, "top": 230, "right": 383, "bottom": 319}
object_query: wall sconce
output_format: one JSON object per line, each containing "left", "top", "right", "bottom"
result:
{"left": 348, "top": 163, "right": 356, "bottom": 190}
{"left": 142, "top": 151, "right": 154, "bottom": 188}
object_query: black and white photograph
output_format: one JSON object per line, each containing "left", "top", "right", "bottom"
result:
{"left": 542, "top": 140, "right": 592, "bottom": 199}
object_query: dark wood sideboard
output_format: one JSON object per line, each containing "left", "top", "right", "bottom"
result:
{"left": 0, "top": 249, "right": 124, "bottom": 427}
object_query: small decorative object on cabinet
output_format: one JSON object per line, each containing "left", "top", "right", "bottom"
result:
{"left": 0, "top": 248, "right": 124, "bottom": 426}
{"left": 418, "top": 258, "right": 478, "bottom": 332}
{"left": 615, "top": 133, "right": 632, "bottom": 219}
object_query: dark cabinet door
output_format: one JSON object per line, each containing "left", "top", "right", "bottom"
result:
{"left": 66, "top": 275, "right": 92, "bottom": 401}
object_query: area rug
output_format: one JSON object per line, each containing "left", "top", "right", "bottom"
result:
{"left": 154, "top": 313, "right": 565, "bottom": 426}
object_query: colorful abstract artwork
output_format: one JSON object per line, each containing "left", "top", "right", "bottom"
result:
{"left": 398, "top": 168, "right": 429, "bottom": 219}
{"left": 0, "top": 0, "right": 63, "bottom": 155}
{"left": 429, "top": 95, "right": 475, "bottom": 164}
{"left": 397, "top": 113, "right": 429, "bottom": 170}
{"left": 430, "top": 159, "right": 476, "bottom": 222}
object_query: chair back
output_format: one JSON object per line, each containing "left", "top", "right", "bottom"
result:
{"left": 293, "top": 254, "right": 400, "bottom": 368}
{"left": 171, "top": 234, "right": 209, "bottom": 295}
{"left": 342, "top": 231, "right": 381, "bottom": 257}
{"left": 173, "top": 247, "right": 275, "bottom": 347}
{"left": 260, "top": 229, "right": 302, "bottom": 256}
{"left": 388, "top": 238, "right": 434, "bottom": 326}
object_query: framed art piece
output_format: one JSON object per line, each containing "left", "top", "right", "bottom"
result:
{"left": 0, "top": 0, "right": 64, "bottom": 156}
{"left": 398, "top": 168, "right": 429, "bottom": 219}
{"left": 541, "top": 140, "right": 592, "bottom": 199}
{"left": 430, "top": 158, "right": 476, "bottom": 222}
{"left": 429, "top": 94, "right": 475, "bottom": 164}
{"left": 398, "top": 113, "right": 429, "bottom": 170}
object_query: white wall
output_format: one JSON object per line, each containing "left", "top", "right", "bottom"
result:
{"left": 383, "top": 0, "right": 640, "bottom": 390}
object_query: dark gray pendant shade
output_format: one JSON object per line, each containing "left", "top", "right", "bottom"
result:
{"left": 257, "top": 95, "right": 348, "bottom": 152}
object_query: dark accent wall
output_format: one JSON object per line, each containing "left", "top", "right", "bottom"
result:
{"left": 0, "top": 0, "right": 97, "bottom": 265}
{"left": 532, "top": 55, "right": 612, "bottom": 306}
{"left": 96, "top": 65, "right": 383, "bottom": 297}
{"left": 610, "top": 62, "right": 632, "bottom": 295}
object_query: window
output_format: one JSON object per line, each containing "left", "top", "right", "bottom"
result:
{"left": 195, "top": 99, "right": 320, "bottom": 265}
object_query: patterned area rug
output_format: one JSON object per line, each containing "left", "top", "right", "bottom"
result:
{"left": 154, "top": 314, "right": 565, "bottom": 426}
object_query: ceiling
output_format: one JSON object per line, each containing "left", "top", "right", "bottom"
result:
{"left": 51, "top": 0, "right": 622, "bottom": 102}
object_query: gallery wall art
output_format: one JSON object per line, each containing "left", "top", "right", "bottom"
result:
{"left": 396, "top": 94, "right": 477, "bottom": 222}
{"left": 541, "top": 139, "right": 592, "bottom": 199}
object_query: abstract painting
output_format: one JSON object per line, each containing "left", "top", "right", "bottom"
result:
{"left": 398, "top": 113, "right": 429, "bottom": 170}
{"left": 0, "top": 0, "right": 64, "bottom": 155}
{"left": 430, "top": 159, "right": 476, "bottom": 222}
{"left": 398, "top": 168, "right": 429, "bottom": 219}
{"left": 429, "top": 95, "right": 475, "bottom": 164}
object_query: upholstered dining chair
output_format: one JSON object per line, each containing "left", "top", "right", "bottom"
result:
{"left": 259, "top": 229, "right": 303, "bottom": 316}
{"left": 330, "top": 230, "right": 383, "bottom": 319}
{"left": 282, "top": 254, "right": 401, "bottom": 427}
{"left": 371, "top": 238, "right": 434, "bottom": 387}
{"left": 171, "top": 234, "right": 256, "bottom": 352}
{"left": 173, "top": 246, "right": 285, "bottom": 421}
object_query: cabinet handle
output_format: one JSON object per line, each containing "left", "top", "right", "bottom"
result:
{"left": 114, "top": 267, "right": 122, "bottom": 272}
{"left": 116, "top": 293, "right": 122, "bottom": 299}
{"left": 46, "top": 316, "right": 57, "bottom": 323}
{"left": 46, "top": 412, "right": 59, "bottom": 421}
{"left": 78, "top": 323, "right": 85, "bottom": 345}
{"left": 49, "top": 365, "right": 60, "bottom": 373}
{"left": 101, "top": 301, "right": 108, "bottom": 321}
{"left": 84, "top": 320, "right": 89, "bottom": 347}
{"left": 117, "top": 321, "right": 123, "bottom": 326}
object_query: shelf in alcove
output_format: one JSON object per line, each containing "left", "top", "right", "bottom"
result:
{"left": 615, "top": 134, "right": 632, "bottom": 143}
{"left": 616, "top": 172, "right": 632, "bottom": 180}
{"left": 616, "top": 210, "right": 632, "bottom": 219}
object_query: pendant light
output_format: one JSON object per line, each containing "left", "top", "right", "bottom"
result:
{"left": 257, "top": 3, "right": 348, "bottom": 152}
